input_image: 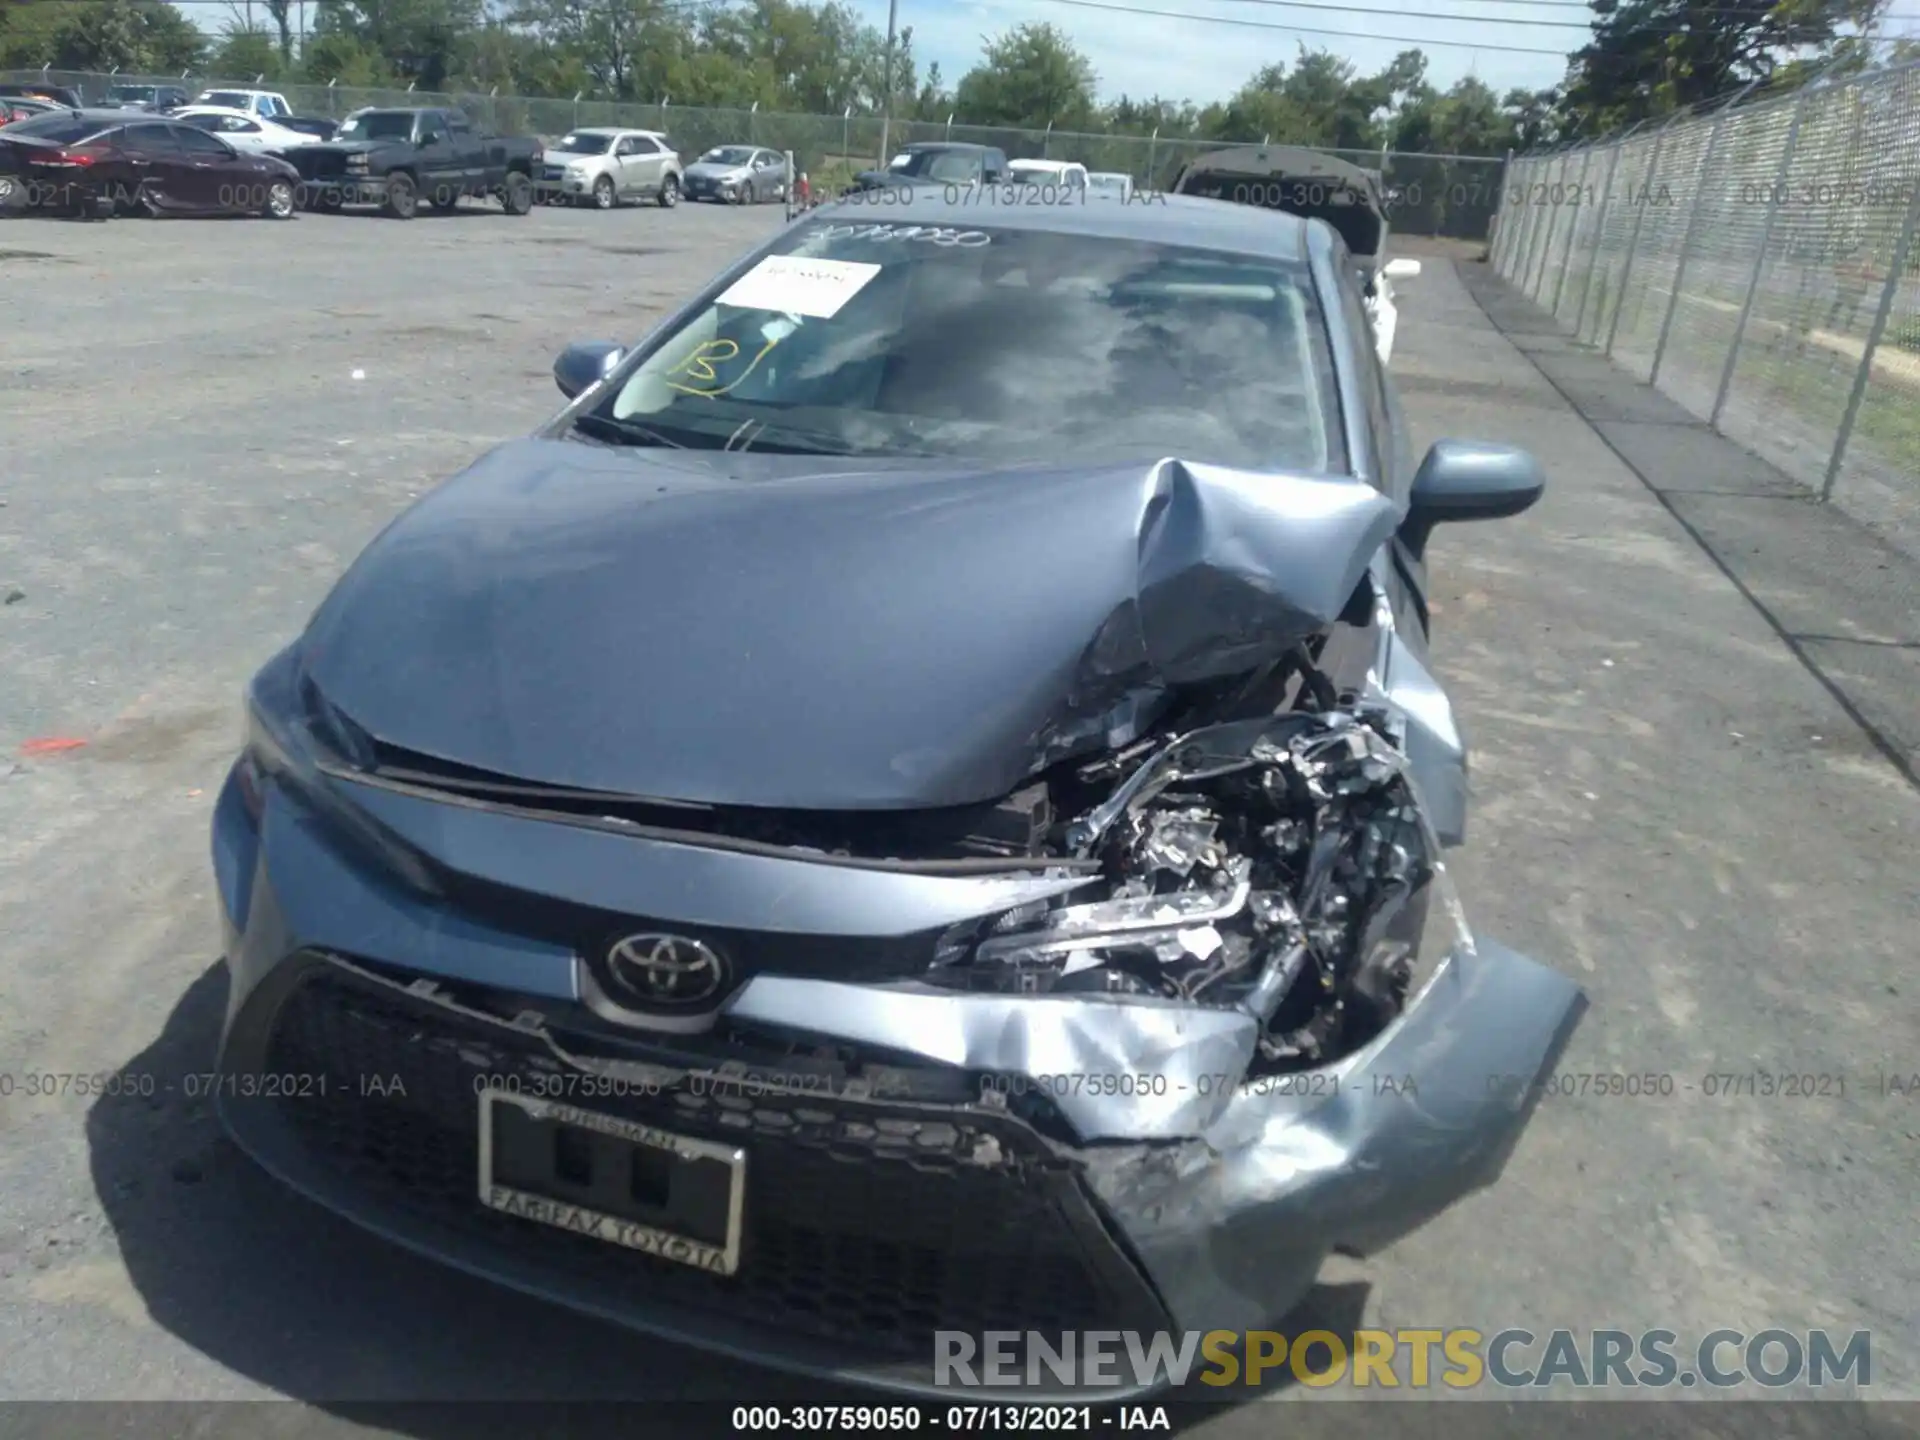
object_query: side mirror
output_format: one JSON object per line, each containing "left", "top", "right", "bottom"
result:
{"left": 1401, "top": 441, "right": 1544, "bottom": 560}
{"left": 554, "top": 341, "right": 625, "bottom": 399}
{"left": 1383, "top": 257, "right": 1422, "bottom": 280}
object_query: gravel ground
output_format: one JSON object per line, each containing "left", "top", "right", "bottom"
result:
{"left": 0, "top": 205, "right": 1915, "bottom": 1437}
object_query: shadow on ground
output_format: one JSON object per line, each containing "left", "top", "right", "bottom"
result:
{"left": 83, "top": 963, "right": 1364, "bottom": 1432}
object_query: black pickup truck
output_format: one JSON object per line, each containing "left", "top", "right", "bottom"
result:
{"left": 282, "top": 106, "right": 541, "bottom": 218}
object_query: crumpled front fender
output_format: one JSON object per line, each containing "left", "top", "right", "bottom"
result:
{"left": 1084, "top": 936, "right": 1586, "bottom": 1333}
{"left": 727, "top": 934, "right": 1585, "bottom": 1336}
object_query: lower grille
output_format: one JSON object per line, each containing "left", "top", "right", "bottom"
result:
{"left": 252, "top": 959, "right": 1166, "bottom": 1361}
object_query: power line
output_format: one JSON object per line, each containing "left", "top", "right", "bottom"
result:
{"left": 1203, "top": 0, "right": 1650, "bottom": 31}
{"left": 1210, "top": 0, "right": 1920, "bottom": 20}
{"left": 1026, "top": 0, "right": 1579, "bottom": 50}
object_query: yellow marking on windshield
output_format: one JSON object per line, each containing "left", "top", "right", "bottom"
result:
{"left": 666, "top": 336, "right": 782, "bottom": 398}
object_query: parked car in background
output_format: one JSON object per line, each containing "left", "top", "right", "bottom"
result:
{"left": 1087, "top": 170, "right": 1134, "bottom": 202}
{"left": 682, "top": 144, "right": 788, "bottom": 204}
{"left": 537, "top": 127, "right": 682, "bottom": 209}
{"left": 281, "top": 106, "right": 540, "bottom": 218}
{"left": 0, "top": 109, "right": 299, "bottom": 219}
{"left": 851, "top": 141, "right": 1009, "bottom": 191}
{"left": 277, "top": 116, "right": 340, "bottom": 142}
{"left": 175, "top": 107, "right": 324, "bottom": 158}
{"left": 1171, "top": 144, "right": 1417, "bottom": 363}
{"left": 1006, "top": 158, "right": 1088, "bottom": 193}
{"left": 0, "top": 82, "right": 84, "bottom": 109}
{"left": 0, "top": 94, "right": 57, "bottom": 129}
{"left": 103, "top": 83, "right": 191, "bottom": 112}
{"left": 192, "top": 88, "right": 295, "bottom": 121}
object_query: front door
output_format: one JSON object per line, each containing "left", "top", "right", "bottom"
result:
{"left": 168, "top": 124, "right": 237, "bottom": 209}
{"left": 444, "top": 114, "right": 486, "bottom": 191}
{"left": 625, "top": 136, "right": 672, "bottom": 197}
{"left": 414, "top": 113, "right": 459, "bottom": 196}
{"left": 116, "top": 123, "right": 190, "bottom": 210}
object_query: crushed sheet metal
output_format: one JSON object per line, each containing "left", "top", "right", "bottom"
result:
{"left": 723, "top": 977, "right": 1260, "bottom": 1141}
{"left": 297, "top": 439, "right": 1402, "bottom": 810}
{"left": 1081, "top": 937, "right": 1589, "bottom": 1334}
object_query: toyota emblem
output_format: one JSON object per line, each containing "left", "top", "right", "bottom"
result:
{"left": 604, "top": 932, "right": 729, "bottom": 1007}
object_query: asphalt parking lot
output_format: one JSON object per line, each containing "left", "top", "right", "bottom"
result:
{"left": 1, "top": 199, "right": 1916, "bottom": 1436}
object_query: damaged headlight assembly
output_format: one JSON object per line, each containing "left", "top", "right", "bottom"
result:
{"left": 924, "top": 707, "right": 1452, "bottom": 1081}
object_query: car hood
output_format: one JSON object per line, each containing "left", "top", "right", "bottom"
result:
{"left": 299, "top": 437, "right": 1399, "bottom": 810}
{"left": 686, "top": 161, "right": 748, "bottom": 180}
{"left": 301, "top": 138, "right": 387, "bottom": 156}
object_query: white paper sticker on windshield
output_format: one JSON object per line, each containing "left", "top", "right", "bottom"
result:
{"left": 715, "top": 255, "right": 882, "bottom": 318}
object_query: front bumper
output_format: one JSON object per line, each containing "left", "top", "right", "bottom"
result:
{"left": 535, "top": 167, "right": 593, "bottom": 199}
{"left": 292, "top": 173, "right": 388, "bottom": 206}
{"left": 210, "top": 757, "right": 1585, "bottom": 1398}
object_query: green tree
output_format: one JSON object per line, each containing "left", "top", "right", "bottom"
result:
{"left": 952, "top": 22, "right": 1097, "bottom": 129}
{"left": 1560, "top": 0, "right": 1884, "bottom": 135}
{"left": 312, "top": 0, "right": 485, "bottom": 90}
{"left": 0, "top": 0, "right": 204, "bottom": 70}
{"left": 297, "top": 29, "right": 396, "bottom": 84}
{"left": 1428, "top": 76, "right": 1515, "bottom": 154}
{"left": 208, "top": 25, "right": 285, "bottom": 80}
{"left": 1201, "top": 63, "right": 1310, "bottom": 145}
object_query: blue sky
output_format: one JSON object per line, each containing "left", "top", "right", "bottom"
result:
{"left": 841, "top": 0, "right": 1580, "bottom": 105}
{"left": 175, "top": 0, "right": 1581, "bottom": 107}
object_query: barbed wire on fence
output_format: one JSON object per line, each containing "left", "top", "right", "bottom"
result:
{"left": 1489, "top": 56, "right": 1920, "bottom": 564}
{"left": 4, "top": 66, "right": 1510, "bottom": 240}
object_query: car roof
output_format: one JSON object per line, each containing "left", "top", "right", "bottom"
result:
{"left": 35, "top": 109, "right": 151, "bottom": 124}
{"left": 904, "top": 141, "right": 995, "bottom": 153}
{"left": 807, "top": 185, "right": 1314, "bottom": 262}
{"left": 574, "top": 126, "right": 666, "bottom": 138}
{"left": 177, "top": 106, "right": 266, "bottom": 119}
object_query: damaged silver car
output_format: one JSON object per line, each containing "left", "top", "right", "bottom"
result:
{"left": 209, "top": 189, "right": 1586, "bottom": 1398}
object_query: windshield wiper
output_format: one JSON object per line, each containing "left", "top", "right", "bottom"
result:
{"left": 571, "top": 412, "right": 691, "bottom": 449}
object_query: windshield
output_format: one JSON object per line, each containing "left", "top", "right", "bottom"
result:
{"left": 178, "top": 113, "right": 222, "bottom": 129}
{"left": 702, "top": 146, "right": 754, "bottom": 165}
{"left": 893, "top": 150, "right": 981, "bottom": 183}
{"left": 1089, "top": 174, "right": 1129, "bottom": 195}
{"left": 553, "top": 132, "right": 612, "bottom": 154}
{"left": 578, "top": 221, "right": 1340, "bottom": 472}
{"left": 107, "top": 86, "right": 156, "bottom": 102}
{"left": 337, "top": 111, "right": 416, "bottom": 141}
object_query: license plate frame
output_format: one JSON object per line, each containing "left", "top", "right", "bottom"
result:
{"left": 476, "top": 1087, "right": 746, "bottom": 1276}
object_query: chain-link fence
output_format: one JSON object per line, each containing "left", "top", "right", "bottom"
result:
{"left": 7, "top": 67, "right": 1507, "bottom": 239}
{"left": 1490, "top": 60, "right": 1920, "bottom": 563}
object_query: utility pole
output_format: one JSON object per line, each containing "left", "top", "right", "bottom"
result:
{"left": 878, "top": 0, "right": 898, "bottom": 167}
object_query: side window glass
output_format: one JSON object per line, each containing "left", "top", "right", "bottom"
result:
{"left": 124, "top": 124, "right": 182, "bottom": 156}
{"left": 1330, "top": 254, "right": 1390, "bottom": 483}
{"left": 175, "top": 126, "right": 231, "bottom": 156}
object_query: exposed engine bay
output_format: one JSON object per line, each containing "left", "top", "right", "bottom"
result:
{"left": 926, "top": 704, "right": 1437, "bottom": 1077}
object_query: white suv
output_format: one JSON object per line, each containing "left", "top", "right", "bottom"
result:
{"left": 1006, "top": 159, "right": 1089, "bottom": 193}
{"left": 192, "top": 88, "right": 294, "bottom": 121}
{"left": 537, "top": 127, "right": 684, "bottom": 209}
